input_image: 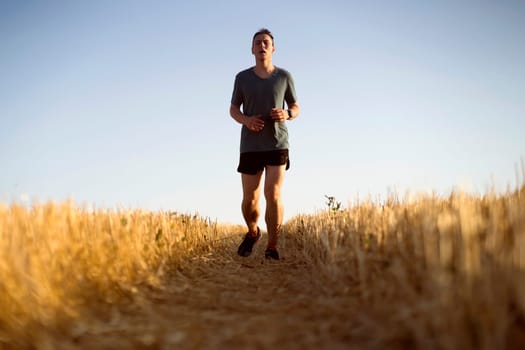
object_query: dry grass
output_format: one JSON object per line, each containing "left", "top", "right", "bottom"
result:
{"left": 0, "top": 201, "right": 243, "bottom": 349}
{"left": 285, "top": 185, "right": 525, "bottom": 349}
{"left": 0, "top": 184, "right": 524, "bottom": 349}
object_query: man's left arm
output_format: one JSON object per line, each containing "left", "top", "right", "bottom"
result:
{"left": 270, "top": 103, "right": 300, "bottom": 122}
{"left": 286, "top": 102, "right": 300, "bottom": 121}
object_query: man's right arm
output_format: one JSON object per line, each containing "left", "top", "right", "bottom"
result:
{"left": 230, "top": 104, "right": 248, "bottom": 125}
{"left": 230, "top": 104, "right": 264, "bottom": 132}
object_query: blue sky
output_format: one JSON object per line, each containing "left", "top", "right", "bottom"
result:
{"left": 1, "top": 0, "right": 524, "bottom": 224}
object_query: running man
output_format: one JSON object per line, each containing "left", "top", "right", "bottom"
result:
{"left": 229, "top": 28, "right": 300, "bottom": 260}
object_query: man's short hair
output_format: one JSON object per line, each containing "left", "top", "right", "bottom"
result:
{"left": 252, "top": 28, "right": 274, "bottom": 45}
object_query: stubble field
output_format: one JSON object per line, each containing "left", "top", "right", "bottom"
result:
{"left": 1, "top": 184, "right": 524, "bottom": 349}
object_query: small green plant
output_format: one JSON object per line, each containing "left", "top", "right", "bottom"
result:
{"left": 325, "top": 195, "right": 342, "bottom": 213}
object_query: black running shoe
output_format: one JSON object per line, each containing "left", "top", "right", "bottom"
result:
{"left": 264, "top": 248, "right": 280, "bottom": 260}
{"left": 237, "top": 227, "right": 261, "bottom": 257}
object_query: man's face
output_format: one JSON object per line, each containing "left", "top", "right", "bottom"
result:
{"left": 252, "top": 33, "right": 275, "bottom": 59}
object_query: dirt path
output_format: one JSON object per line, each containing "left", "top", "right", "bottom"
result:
{"left": 70, "top": 234, "right": 362, "bottom": 350}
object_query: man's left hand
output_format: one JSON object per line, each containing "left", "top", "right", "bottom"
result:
{"left": 270, "top": 108, "right": 288, "bottom": 122}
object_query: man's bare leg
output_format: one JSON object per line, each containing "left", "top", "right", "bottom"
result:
{"left": 241, "top": 171, "right": 263, "bottom": 235}
{"left": 264, "top": 165, "right": 286, "bottom": 249}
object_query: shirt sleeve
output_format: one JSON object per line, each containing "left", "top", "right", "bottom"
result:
{"left": 231, "top": 74, "right": 243, "bottom": 106}
{"left": 284, "top": 73, "right": 297, "bottom": 105}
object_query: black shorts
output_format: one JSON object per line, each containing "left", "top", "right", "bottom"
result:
{"left": 237, "top": 149, "right": 290, "bottom": 175}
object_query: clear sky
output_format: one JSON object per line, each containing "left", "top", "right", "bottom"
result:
{"left": 1, "top": 0, "right": 524, "bottom": 224}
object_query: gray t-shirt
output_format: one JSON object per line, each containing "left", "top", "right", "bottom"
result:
{"left": 231, "top": 66, "right": 297, "bottom": 153}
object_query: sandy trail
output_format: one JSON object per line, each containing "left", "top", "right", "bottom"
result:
{"left": 70, "top": 233, "right": 362, "bottom": 350}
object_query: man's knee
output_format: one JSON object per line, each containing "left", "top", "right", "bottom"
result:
{"left": 243, "top": 194, "right": 259, "bottom": 208}
{"left": 264, "top": 187, "right": 281, "bottom": 204}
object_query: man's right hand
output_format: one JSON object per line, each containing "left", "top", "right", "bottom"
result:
{"left": 244, "top": 115, "right": 265, "bottom": 132}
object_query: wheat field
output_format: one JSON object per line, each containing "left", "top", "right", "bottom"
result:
{"left": 0, "top": 184, "right": 524, "bottom": 349}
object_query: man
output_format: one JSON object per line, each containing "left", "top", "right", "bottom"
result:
{"left": 230, "top": 28, "right": 300, "bottom": 260}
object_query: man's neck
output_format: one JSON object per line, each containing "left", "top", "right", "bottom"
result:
{"left": 254, "top": 60, "right": 275, "bottom": 78}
